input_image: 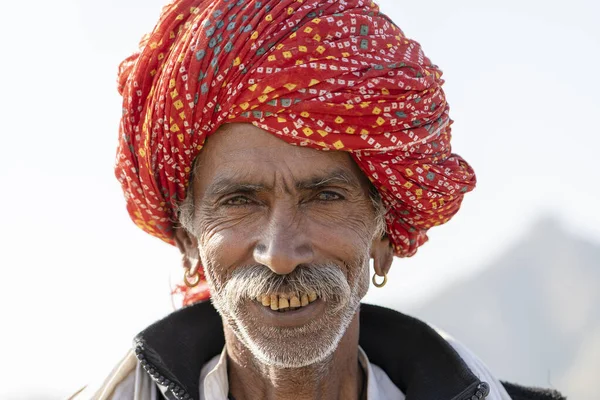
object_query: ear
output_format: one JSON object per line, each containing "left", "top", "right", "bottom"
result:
{"left": 370, "top": 235, "right": 394, "bottom": 276}
{"left": 173, "top": 226, "right": 200, "bottom": 270}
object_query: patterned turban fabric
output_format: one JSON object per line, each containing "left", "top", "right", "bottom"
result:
{"left": 116, "top": 0, "right": 476, "bottom": 303}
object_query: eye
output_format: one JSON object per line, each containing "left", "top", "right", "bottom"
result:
{"left": 223, "top": 196, "right": 254, "bottom": 206}
{"left": 315, "top": 191, "right": 343, "bottom": 201}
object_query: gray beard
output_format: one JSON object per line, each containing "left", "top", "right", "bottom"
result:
{"left": 203, "top": 261, "right": 370, "bottom": 368}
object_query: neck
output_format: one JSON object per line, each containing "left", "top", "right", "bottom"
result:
{"left": 225, "top": 313, "right": 363, "bottom": 400}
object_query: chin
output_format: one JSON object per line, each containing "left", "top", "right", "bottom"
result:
{"left": 226, "top": 300, "right": 361, "bottom": 369}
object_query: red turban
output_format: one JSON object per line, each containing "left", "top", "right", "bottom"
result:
{"left": 116, "top": 0, "right": 476, "bottom": 303}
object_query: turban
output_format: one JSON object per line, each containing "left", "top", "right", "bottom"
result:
{"left": 116, "top": 0, "right": 476, "bottom": 303}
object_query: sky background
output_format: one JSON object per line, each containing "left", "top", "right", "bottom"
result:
{"left": 0, "top": 0, "right": 598, "bottom": 398}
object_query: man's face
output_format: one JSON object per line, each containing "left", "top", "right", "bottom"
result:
{"left": 186, "top": 123, "right": 379, "bottom": 367}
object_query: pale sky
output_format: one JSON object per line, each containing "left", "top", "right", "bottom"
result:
{"left": 0, "top": 0, "right": 599, "bottom": 398}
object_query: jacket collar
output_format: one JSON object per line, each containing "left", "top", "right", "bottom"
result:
{"left": 133, "top": 302, "right": 485, "bottom": 400}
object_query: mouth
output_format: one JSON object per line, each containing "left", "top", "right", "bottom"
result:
{"left": 256, "top": 292, "right": 319, "bottom": 312}
{"left": 249, "top": 291, "right": 325, "bottom": 327}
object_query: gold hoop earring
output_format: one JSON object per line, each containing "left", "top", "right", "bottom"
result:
{"left": 183, "top": 267, "right": 201, "bottom": 288}
{"left": 372, "top": 272, "right": 387, "bottom": 288}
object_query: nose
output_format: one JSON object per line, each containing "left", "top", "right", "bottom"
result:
{"left": 253, "top": 205, "right": 314, "bottom": 275}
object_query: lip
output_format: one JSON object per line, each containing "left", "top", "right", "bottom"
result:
{"left": 249, "top": 298, "right": 326, "bottom": 328}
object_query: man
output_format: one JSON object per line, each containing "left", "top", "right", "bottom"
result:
{"left": 75, "top": 0, "right": 565, "bottom": 399}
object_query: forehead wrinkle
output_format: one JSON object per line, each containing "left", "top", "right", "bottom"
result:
{"left": 204, "top": 166, "right": 363, "bottom": 199}
{"left": 295, "top": 168, "right": 361, "bottom": 191}
{"left": 206, "top": 179, "right": 267, "bottom": 197}
{"left": 216, "top": 144, "right": 323, "bottom": 163}
{"left": 202, "top": 164, "right": 269, "bottom": 196}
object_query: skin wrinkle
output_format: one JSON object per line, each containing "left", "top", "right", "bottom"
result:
{"left": 203, "top": 168, "right": 361, "bottom": 198}
{"left": 179, "top": 165, "right": 386, "bottom": 244}
{"left": 179, "top": 124, "right": 386, "bottom": 241}
{"left": 190, "top": 178, "right": 377, "bottom": 253}
{"left": 175, "top": 123, "right": 393, "bottom": 400}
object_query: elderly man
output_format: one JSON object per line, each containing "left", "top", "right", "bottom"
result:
{"left": 75, "top": 0, "right": 565, "bottom": 399}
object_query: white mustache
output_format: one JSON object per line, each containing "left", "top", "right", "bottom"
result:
{"left": 222, "top": 264, "right": 351, "bottom": 311}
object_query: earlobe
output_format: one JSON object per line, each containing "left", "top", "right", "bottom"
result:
{"left": 370, "top": 236, "right": 394, "bottom": 277}
{"left": 173, "top": 226, "right": 200, "bottom": 269}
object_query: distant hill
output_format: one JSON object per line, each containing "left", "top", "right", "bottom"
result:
{"left": 404, "top": 217, "right": 600, "bottom": 400}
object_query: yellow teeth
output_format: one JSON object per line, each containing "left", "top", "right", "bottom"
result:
{"left": 290, "top": 296, "right": 301, "bottom": 308}
{"left": 261, "top": 295, "right": 270, "bottom": 307}
{"left": 258, "top": 292, "right": 320, "bottom": 311}
{"left": 301, "top": 294, "right": 309, "bottom": 306}
{"left": 279, "top": 296, "right": 289, "bottom": 309}
{"left": 270, "top": 294, "right": 279, "bottom": 311}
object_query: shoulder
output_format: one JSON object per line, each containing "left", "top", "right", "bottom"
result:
{"left": 439, "top": 331, "right": 567, "bottom": 400}
{"left": 437, "top": 330, "right": 513, "bottom": 400}
{"left": 68, "top": 350, "right": 139, "bottom": 400}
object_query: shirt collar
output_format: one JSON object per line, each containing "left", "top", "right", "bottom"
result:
{"left": 198, "top": 346, "right": 404, "bottom": 400}
{"left": 199, "top": 346, "right": 229, "bottom": 400}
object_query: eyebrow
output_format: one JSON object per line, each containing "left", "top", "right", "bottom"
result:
{"left": 205, "top": 168, "right": 361, "bottom": 197}
{"left": 295, "top": 168, "right": 360, "bottom": 191}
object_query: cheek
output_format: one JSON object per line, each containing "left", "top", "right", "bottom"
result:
{"left": 196, "top": 210, "right": 261, "bottom": 283}
{"left": 308, "top": 200, "right": 376, "bottom": 256}
{"left": 306, "top": 206, "right": 375, "bottom": 288}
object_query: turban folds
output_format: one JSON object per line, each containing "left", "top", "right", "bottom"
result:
{"left": 116, "top": 0, "right": 476, "bottom": 301}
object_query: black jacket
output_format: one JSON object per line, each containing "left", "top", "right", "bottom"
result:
{"left": 133, "top": 302, "right": 566, "bottom": 400}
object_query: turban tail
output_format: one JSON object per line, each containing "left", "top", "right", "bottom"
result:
{"left": 116, "top": 0, "right": 476, "bottom": 304}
